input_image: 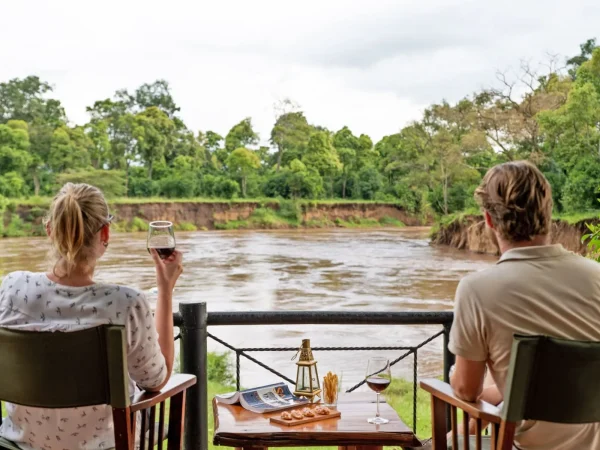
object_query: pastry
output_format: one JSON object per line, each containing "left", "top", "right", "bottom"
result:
{"left": 291, "top": 410, "right": 304, "bottom": 420}
{"left": 316, "top": 406, "right": 330, "bottom": 415}
{"left": 302, "top": 408, "right": 315, "bottom": 417}
{"left": 281, "top": 411, "right": 292, "bottom": 421}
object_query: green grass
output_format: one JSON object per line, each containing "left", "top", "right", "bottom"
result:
{"left": 333, "top": 216, "right": 406, "bottom": 229}
{"left": 215, "top": 207, "right": 300, "bottom": 230}
{"left": 379, "top": 216, "right": 406, "bottom": 227}
{"left": 304, "top": 218, "right": 336, "bottom": 228}
{"left": 174, "top": 221, "right": 198, "bottom": 232}
{"left": 554, "top": 210, "right": 600, "bottom": 224}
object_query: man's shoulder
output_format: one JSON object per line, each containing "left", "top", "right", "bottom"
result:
{"left": 458, "top": 267, "right": 498, "bottom": 290}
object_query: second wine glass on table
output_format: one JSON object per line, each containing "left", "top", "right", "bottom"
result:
{"left": 365, "top": 357, "right": 391, "bottom": 424}
{"left": 147, "top": 221, "right": 176, "bottom": 259}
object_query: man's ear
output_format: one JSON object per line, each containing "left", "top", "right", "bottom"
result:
{"left": 484, "top": 211, "right": 495, "bottom": 229}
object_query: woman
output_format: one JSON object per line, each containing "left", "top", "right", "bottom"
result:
{"left": 0, "top": 183, "right": 183, "bottom": 450}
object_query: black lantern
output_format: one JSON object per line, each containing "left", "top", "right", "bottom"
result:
{"left": 293, "top": 339, "right": 321, "bottom": 400}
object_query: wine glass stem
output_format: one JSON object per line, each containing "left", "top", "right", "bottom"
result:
{"left": 376, "top": 392, "right": 380, "bottom": 418}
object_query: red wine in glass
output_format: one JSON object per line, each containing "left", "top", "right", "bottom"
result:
{"left": 366, "top": 377, "right": 391, "bottom": 393}
{"left": 365, "top": 357, "right": 391, "bottom": 424}
{"left": 147, "top": 221, "right": 176, "bottom": 260}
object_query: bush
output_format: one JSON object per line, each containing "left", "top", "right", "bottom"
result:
{"left": 278, "top": 199, "right": 302, "bottom": 222}
{"left": 128, "top": 176, "right": 160, "bottom": 197}
{"left": 379, "top": 216, "right": 405, "bottom": 227}
{"left": 3, "top": 213, "right": 28, "bottom": 237}
{"left": 201, "top": 175, "right": 240, "bottom": 199}
{"left": 561, "top": 157, "right": 600, "bottom": 213}
{"left": 214, "top": 178, "right": 240, "bottom": 199}
{"left": 0, "top": 172, "right": 27, "bottom": 197}
{"left": 356, "top": 167, "right": 383, "bottom": 200}
{"left": 160, "top": 174, "right": 196, "bottom": 198}
{"left": 175, "top": 221, "right": 197, "bottom": 231}
{"left": 129, "top": 217, "right": 149, "bottom": 232}
{"left": 56, "top": 169, "right": 127, "bottom": 198}
{"left": 208, "top": 352, "right": 235, "bottom": 385}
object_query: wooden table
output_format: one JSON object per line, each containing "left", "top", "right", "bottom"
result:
{"left": 213, "top": 393, "right": 422, "bottom": 450}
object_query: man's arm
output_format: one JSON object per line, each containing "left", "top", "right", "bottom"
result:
{"left": 450, "top": 356, "right": 486, "bottom": 402}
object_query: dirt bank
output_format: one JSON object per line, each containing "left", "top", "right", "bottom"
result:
{"left": 8, "top": 201, "right": 424, "bottom": 235}
{"left": 431, "top": 215, "right": 600, "bottom": 255}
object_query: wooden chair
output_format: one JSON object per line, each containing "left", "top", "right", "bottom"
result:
{"left": 420, "top": 334, "right": 600, "bottom": 450}
{"left": 0, "top": 325, "right": 196, "bottom": 450}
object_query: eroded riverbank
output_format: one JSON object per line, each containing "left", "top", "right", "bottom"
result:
{"left": 431, "top": 214, "right": 600, "bottom": 255}
{"left": 2, "top": 200, "right": 427, "bottom": 237}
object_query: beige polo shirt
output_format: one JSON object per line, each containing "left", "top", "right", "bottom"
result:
{"left": 450, "top": 244, "right": 600, "bottom": 450}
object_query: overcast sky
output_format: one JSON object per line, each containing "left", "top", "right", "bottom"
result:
{"left": 1, "top": 0, "right": 599, "bottom": 144}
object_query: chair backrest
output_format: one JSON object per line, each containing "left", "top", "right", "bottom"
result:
{"left": 0, "top": 325, "right": 130, "bottom": 409}
{"left": 503, "top": 334, "right": 600, "bottom": 424}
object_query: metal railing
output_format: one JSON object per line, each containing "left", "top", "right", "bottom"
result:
{"left": 174, "top": 302, "right": 454, "bottom": 450}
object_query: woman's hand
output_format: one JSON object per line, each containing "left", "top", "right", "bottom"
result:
{"left": 150, "top": 249, "right": 183, "bottom": 292}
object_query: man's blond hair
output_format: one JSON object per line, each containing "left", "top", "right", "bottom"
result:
{"left": 474, "top": 161, "right": 553, "bottom": 242}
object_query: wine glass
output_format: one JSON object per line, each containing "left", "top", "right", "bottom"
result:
{"left": 365, "top": 357, "right": 391, "bottom": 424}
{"left": 147, "top": 221, "right": 176, "bottom": 259}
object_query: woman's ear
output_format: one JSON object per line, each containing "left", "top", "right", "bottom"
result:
{"left": 45, "top": 222, "right": 51, "bottom": 237}
{"left": 100, "top": 224, "right": 110, "bottom": 243}
{"left": 484, "top": 211, "right": 495, "bottom": 229}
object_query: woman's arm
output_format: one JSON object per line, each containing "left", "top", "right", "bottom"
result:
{"left": 146, "top": 249, "right": 183, "bottom": 392}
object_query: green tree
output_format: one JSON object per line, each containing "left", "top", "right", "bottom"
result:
{"left": 270, "top": 111, "right": 311, "bottom": 171}
{"left": 567, "top": 38, "right": 598, "bottom": 79}
{"left": 303, "top": 131, "right": 341, "bottom": 197}
{"left": 48, "top": 126, "right": 91, "bottom": 172}
{"left": 227, "top": 148, "right": 261, "bottom": 197}
{"left": 225, "top": 118, "right": 259, "bottom": 154}
{"left": 133, "top": 107, "right": 176, "bottom": 179}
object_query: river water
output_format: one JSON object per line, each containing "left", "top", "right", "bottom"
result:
{"left": 0, "top": 228, "right": 496, "bottom": 389}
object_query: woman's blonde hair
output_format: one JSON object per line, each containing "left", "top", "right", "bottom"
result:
{"left": 474, "top": 161, "right": 553, "bottom": 242}
{"left": 45, "top": 183, "right": 110, "bottom": 276}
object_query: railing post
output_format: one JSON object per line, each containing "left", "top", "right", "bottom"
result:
{"left": 443, "top": 320, "right": 455, "bottom": 434}
{"left": 179, "top": 301, "right": 208, "bottom": 450}
{"left": 442, "top": 321, "right": 455, "bottom": 383}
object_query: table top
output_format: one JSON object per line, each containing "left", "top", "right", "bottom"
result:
{"left": 212, "top": 392, "right": 421, "bottom": 448}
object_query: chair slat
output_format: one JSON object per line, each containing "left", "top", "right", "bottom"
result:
{"left": 475, "top": 419, "right": 482, "bottom": 450}
{"left": 148, "top": 406, "right": 156, "bottom": 449}
{"left": 491, "top": 423, "right": 499, "bottom": 450}
{"left": 462, "top": 412, "right": 470, "bottom": 450}
{"left": 140, "top": 409, "right": 147, "bottom": 450}
{"left": 158, "top": 401, "right": 166, "bottom": 450}
{"left": 167, "top": 391, "right": 186, "bottom": 450}
{"left": 451, "top": 406, "right": 458, "bottom": 450}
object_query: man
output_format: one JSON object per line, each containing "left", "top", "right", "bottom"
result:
{"left": 449, "top": 161, "right": 600, "bottom": 450}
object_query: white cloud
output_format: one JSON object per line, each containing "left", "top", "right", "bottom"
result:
{"left": 1, "top": 0, "right": 599, "bottom": 144}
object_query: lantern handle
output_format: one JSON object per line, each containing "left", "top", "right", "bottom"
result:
{"left": 291, "top": 346, "right": 301, "bottom": 361}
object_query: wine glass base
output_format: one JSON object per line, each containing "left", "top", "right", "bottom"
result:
{"left": 367, "top": 417, "right": 389, "bottom": 425}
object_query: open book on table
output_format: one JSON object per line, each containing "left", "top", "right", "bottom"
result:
{"left": 215, "top": 382, "right": 309, "bottom": 413}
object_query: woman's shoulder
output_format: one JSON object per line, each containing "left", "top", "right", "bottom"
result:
{"left": 1, "top": 271, "right": 44, "bottom": 287}
{"left": 93, "top": 283, "right": 149, "bottom": 305}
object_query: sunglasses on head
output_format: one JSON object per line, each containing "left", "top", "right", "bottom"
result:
{"left": 97, "top": 214, "right": 114, "bottom": 233}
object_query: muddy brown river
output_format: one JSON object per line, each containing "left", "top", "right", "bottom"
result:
{"left": 0, "top": 228, "right": 496, "bottom": 388}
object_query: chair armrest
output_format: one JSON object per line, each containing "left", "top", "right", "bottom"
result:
{"left": 420, "top": 378, "right": 502, "bottom": 424}
{"left": 130, "top": 373, "right": 197, "bottom": 412}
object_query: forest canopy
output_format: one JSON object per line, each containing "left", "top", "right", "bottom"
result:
{"left": 1, "top": 38, "right": 599, "bottom": 216}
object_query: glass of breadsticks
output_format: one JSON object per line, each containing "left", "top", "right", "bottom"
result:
{"left": 322, "top": 371, "right": 342, "bottom": 407}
